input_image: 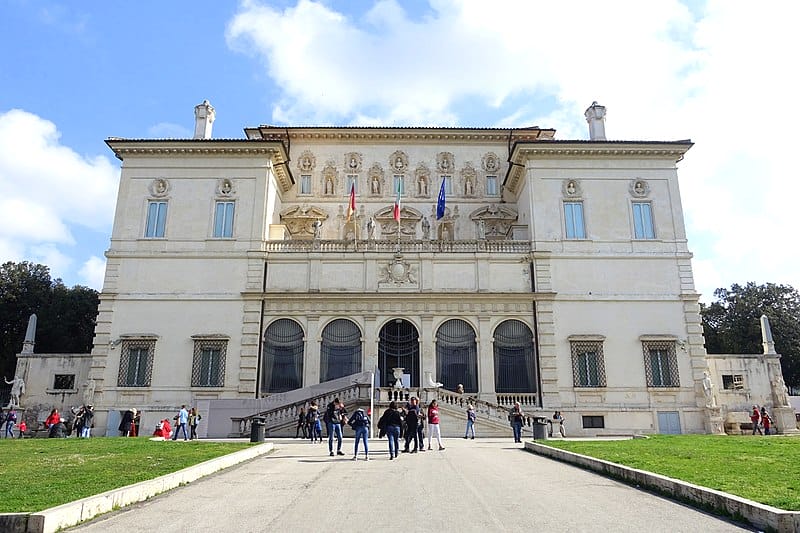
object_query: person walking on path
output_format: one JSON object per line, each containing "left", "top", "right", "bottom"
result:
{"left": 347, "top": 407, "right": 370, "bottom": 460}
{"left": 172, "top": 405, "right": 189, "bottom": 441}
{"left": 510, "top": 402, "right": 525, "bottom": 443}
{"left": 189, "top": 407, "right": 202, "bottom": 440}
{"left": 464, "top": 402, "right": 476, "bottom": 439}
{"left": 378, "top": 401, "right": 403, "bottom": 460}
{"left": 402, "top": 397, "right": 421, "bottom": 453}
{"left": 760, "top": 407, "right": 772, "bottom": 435}
{"left": 750, "top": 405, "right": 763, "bottom": 435}
{"left": 295, "top": 407, "right": 307, "bottom": 439}
{"left": 426, "top": 399, "right": 445, "bottom": 451}
{"left": 324, "top": 398, "right": 347, "bottom": 456}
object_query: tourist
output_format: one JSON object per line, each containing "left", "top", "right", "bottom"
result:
{"left": 427, "top": 399, "right": 445, "bottom": 451}
{"left": 72, "top": 405, "right": 85, "bottom": 438}
{"left": 324, "top": 398, "right": 347, "bottom": 456}
{"left": 464, "top": 402, "right": 476, "bottom": 439}
{"left": 45, "top": 408, "right": 60, "bottom": 429}
{"left": 48, "top": 417, "right": 68, "bottom": 438}
{"left": 172, "top": 405, "right": 189, "bottom": 441}
{"left": 347, "top": 407, "right": 370, "bottom": 461}
{"left": 189, "top": 407, "right": 201, "bottom": 440}
{"left": 153, "top": 419, "right": 172, "bottom": 439}
{"left": 119, "top": 408, "right": 136, "bottom": 437}
{"left": 509, "top": 402, "right": 525, "bottom": 443}
{"left": 760, "top": 407, "right": 772, "bottom": 435}
{"left": 416, "top": 403, "right": 426, "bottom": 449}
{"left": 17, "top": 419, "right": 26, "bottom": 438}
{"left": 553, "top": 411, "right": 566, "bottom": 438}
{"left": 402, "top": 397, "right": 421, "bottom": 453}
{"left": 750, "top": 405, "right": 762, "bottom": 435}
{"left": 4, "top": 407, "right": 17, "bottom": 438}
{"left": 307, "top": 402, "right": 322, "bottom": 443}
{"left": 295, "top": 407, "right": 307, "bottom": 439}
{"left": 378, "top": 401, "right": 403, "bottom": 460}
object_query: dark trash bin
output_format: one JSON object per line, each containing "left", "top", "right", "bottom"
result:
{"left": 250, "top": 417, "right": 266, "bottom": 443}
{"left": 532, "top": 417, "right": 548, "bottom": 440}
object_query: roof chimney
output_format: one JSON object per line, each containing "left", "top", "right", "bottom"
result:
{"left": 193, "top": 100, "right": 215, "bottom": 139}
{"left": 584, "top": 101, "right": 606, "bottom": 141}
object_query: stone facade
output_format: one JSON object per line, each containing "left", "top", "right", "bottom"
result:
{"left": 12, "top": 104, "right": 795, "bottom": 436}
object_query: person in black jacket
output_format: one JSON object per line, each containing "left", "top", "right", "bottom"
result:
{"left": 377, "top": 401, "right": 403, "bottom": 460}
{"left": 402, "top": 397, "right": 421, "bottom": 453}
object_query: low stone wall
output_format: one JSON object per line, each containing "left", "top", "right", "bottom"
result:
{"left": 525, "top": 441, "right": 800, "bottom": 533}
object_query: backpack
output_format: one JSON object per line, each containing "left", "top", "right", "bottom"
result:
{"left": 349, "top": 410, "right": 368, "bottom": 429}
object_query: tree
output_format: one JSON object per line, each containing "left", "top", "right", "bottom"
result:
{"left": 0, "top": 262, "right": 99, "bottom": 379}
{"left": 701, "top": 282, "right": 800, "bottom": 387}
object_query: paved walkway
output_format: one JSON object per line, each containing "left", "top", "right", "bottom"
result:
{"left": 69, "top": 437, "right": 751, "bottom": 532}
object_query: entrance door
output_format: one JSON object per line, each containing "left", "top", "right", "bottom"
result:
{"left": 378, "top": 319, "right": 420, "bottom": 388}
{"left": 657, "top": 411, "right": 681, "bottom": 434}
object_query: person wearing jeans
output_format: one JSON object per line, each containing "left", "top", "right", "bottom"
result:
{"left": 348, "top": 408, "right": 370, "bottom": 460}
{"left": 378, "top": 401, "right": 403, "bottom": 460}
{"left": 172, "top": 405, "right": 189, "bottom": 441}
{"left": 510, "top": 401, "right": 524, "bottom": 443}
{"left": 464, "top": 402, "right": 476, "bottom": 439}
{"left": 325, "top": 398, "right": 346, "bottom": 456}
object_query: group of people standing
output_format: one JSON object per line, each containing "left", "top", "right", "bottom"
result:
{"left": 377, "top": 398, "right": 445, "bottom": 460}
{"left": 749, "top": 405, "right": 774, "bottom": 435}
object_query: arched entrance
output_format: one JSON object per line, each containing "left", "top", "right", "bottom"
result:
{"left": 378, "top": 319, "right": 419, "bottom": 387}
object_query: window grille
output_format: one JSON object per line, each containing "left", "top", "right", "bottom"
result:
{"left": 436, "top": 319, "right": 478, "bottom": 393}
{"left": 642, "top": 340, "right": 679, "bottom": 387}
{"left": 320, "top": 319, "right": 362, "bottom": 382}
{"left": 118, "top": 339, "right": 155, "bottom": 387}
{"left": 722, "top": 374, "right": 745, "bottom": 390}
{"left": 262, "top": 319, "right": 304, "bottom": 394}
{"left": 582, "top": 415, "right": 605, "bottom": 429}
{"left": 493, "top": 320, "right": 536, "bottom": 393}
{"left": 570, "top": 341, "right": 606, "bottom": 387}
{"left": 53, "top": 374, "right": 75, "bottom": 390}
{"left": 378, "top": 319, "right": 420, "bottom": 388}
{"left": 192, "top": 339, "right": 227, "bottom": 387}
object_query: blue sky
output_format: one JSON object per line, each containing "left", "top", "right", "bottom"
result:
{"left": 1, "top": 0, "right": 798, "bottom": 302}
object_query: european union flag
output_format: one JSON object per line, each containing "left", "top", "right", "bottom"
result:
{"left": 436, "top": 179, "right": 446, "bottom": 220}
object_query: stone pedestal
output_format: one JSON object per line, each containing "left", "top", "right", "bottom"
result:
{"left": 705, "top": 407, "right": 725, "bottom": 435}
{"left": 772, "top": 406, "right": 799, "bottom": 434}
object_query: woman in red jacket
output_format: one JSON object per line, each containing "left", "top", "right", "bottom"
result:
{"left": 426, "top": 400, "right": 445, "bottom": 451}
{"left": 44, "top": 408, "right": 60, "bottom": 429}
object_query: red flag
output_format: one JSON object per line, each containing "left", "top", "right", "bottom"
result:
{"left": 347, "top": 183, "right": 356, "bottom": 222}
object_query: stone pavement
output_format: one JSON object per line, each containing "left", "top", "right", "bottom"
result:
{"left": 68, "top": 437, "right": 752, "bottom": 532}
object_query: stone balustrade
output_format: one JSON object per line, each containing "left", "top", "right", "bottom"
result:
{"left": 263, "top": 239, "right": 531, "bottom": 254}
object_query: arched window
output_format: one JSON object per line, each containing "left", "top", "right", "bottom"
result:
{"left": 493, "top": 320, "right": 536, "bottom": 393}
{"left": 436, "top": 319, "right": 478, "bottom": 393}
{"left": 320, "top": 319, "right": 362, "bottom": 382}
{"left": 378, "top": 319, "right": 419, "bottom": 387}
{"left": 262, "top": 319, "right": 304, "bottom": 394}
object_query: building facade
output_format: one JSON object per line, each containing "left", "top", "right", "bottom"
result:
{"left": 54, "top": 101, "right": 742, "bottom": 435}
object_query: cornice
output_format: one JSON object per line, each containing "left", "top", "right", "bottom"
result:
{"left": 246, "top": 126, "right": 556, "bottom": 144}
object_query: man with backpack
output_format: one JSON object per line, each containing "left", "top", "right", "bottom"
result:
{"left": 347, "top": 407, "right": 370, "bottom": 461}
{"left": 324, "top": 398, "right": 347, "bottom": 457}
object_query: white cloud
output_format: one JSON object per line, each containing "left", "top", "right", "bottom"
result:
{"left": 79, "top": 256, "right": 107, "bottom": 290}
{"left": 226, "top": 0, "right": 800, "bottom": 300}
{"left": 0, "top": 109, "right": 118, "bottom": 286}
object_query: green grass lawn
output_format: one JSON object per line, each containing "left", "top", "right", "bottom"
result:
{"left": 542, "top": 435, "right": 800, "bottom": 511}
{"left": 0, "top": 438, "right": 252, "bottom": 513}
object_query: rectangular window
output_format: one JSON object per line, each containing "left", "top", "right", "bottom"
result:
{"left": 300, "top": 174, "right": 311, "bottom": 194}
{"left": 145, "top": 201, "right": 168, "bottom": 238}
{"left": 346, "top": 175, "right": 358, "bottom": 194}
{"left": 191, "top": 339, "right": 227, "bottom": 387}
{"left": 486, "top": 176, "right": 498, "bottom": 196}
{"left": 722, "top": 374, "right": 744, "bottom": 390}
{"left": 643, "top": 341, "right": 679, "bottom": 387}
{"left": 53, "top": 374, "right": 75, "bottom": 390}
{"left": 632, "top": 202, "right": 655, "bottom": 239}
{"left": 442, "top": 175, "right": 453, "bottom": 195}
{"left": 118, "top": 340, "right": 155, "bottom": 387}
{"left": 213, "top": 201, "right": 235, "bottom": 238}
{"left": 393, "top": 175, "right": 404, "bottom": 194}
{"left": 564, "top": 202, "right": 586, "bottom": 239}
{"left": 582, "top": 415, "right": 605, "bottom": 429}
{"left": 570, "top": 340, "right": 606, "bottom": 387}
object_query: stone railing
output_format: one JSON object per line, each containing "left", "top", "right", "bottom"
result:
{"left": 264, "top": 239, "right": 531, "bottom": 254}
{"left": 495, "top": 393, "right": 538, "bottom": 409}
{"left": 232, "top": 382, "right": 370, "bottom": 436}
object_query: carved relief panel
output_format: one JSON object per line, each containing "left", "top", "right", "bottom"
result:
{"left": 437, "top": 152, "right": 454, "bottom": 173}
{"left": 469, "top": 204, "right": 517, "bottom": 240}
{"left": 629, "top": 179, "right": 650, "bottom": 198}
{"left": 280, "top": 205, "right": 329, "bottom": 239}
{"left": 297, "top": 150, "right": 316, "bottom": 172}
{"left": 149, "top": 178, "right": 170, "bottom": 197}
{"left": 389, "top": 151, "right": 409, "bottom": 173}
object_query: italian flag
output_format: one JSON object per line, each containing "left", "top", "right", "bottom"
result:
{"left": 347, "top": 183, "right": 356, "bottom": 222}
{"left": 393, "top": 180, "right": 401, "bottom": 222}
